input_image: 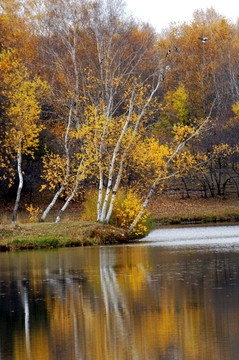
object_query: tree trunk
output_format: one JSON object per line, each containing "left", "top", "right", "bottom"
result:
{"left": 99, "top": 90, "right": 136, "bottom": 222}
{"left": 231, "top": 176, "right": 239, "bottom": 196}
{"left": 202, "top": 182, "right": 208, "bottom": 198}
{"left": 222, "top": 177, "right": 231, "bottom": 196}
{"left": 97, "top": 170, "right": 104, "bottom": 221}
{"left": 105, "top": 159, "right": 124, "bottom": 223}
{"left": 55, "top": 185, "right": 78, "bottom": 223}
{"left": 181, "top": 177, "right": 190, "bottom": 198}
{"left": 41, "top": 107, "right": 72, "bottom": 221}
{"left": 55, "top": 163, "right": 84, "bottom": 223}
{"left": 12, "top": 139, "right": 23, "bottom": 224}
{"left": 99, "top": 77, "right": 162, "bottom": 223}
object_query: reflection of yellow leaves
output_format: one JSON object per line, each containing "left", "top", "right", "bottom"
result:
{"left": 124, "top": 264, "right": 147, "bottom": 294}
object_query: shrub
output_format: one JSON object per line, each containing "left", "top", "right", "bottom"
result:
{"left": 80, "top": 188, "right": 98, "bottom": 221}
{"left": 25, "top": 203, "right": 41, "bottom": 222}
{"left": 81, "top": 187, "right": 150, "bottom": 238}
{"left": 113, "top": 189, "right": 150, "bottom": 238}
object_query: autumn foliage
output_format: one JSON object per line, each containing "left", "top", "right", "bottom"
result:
{"left": 0, "top": 1, "right": 239, "bottom": 230}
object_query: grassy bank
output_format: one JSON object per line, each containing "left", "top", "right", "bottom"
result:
{"left": 0, "top": 221, "right": 129, "bottom": 251}
{"left": 1, "top": 194, "right": 239, "bottom": 252}
{"left": 148, "top": 195, "right": 239, "bottom": 225}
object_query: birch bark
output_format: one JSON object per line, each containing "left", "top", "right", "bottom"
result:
{"left": 99, "top": 74, "right": 162, "bottom": 223}
{"left": 12, "top": 138, "right": 23, "bottom": 224}
{"left": 55, "top": 160, "right": 85, "bottom": 223}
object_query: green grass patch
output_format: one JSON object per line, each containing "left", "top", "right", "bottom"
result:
{"left": 0, "top": 221, "right": 129, "bottom": 251}
{"left": 9, "top": 236, "right": 62, "bottom": 250}
{"left": 1, "top": 230, "right": 14, "bottom": 238}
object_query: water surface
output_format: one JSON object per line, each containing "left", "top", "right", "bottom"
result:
{"left": 0, "top": 224, "right": 239, "bottom": 359}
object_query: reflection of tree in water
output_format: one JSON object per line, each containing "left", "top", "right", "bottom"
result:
{"left": 100, "top": 250, "right": 140, "bottom": 359}
{"left": 43, "top": 270, "right": 86, "bottom": 360}
{"left": 1, "top": 249, "right": 239, "bottom": 359}
{"left": 0, "top": 280, "right": 25, "bottom": 357}
{"left": 0, "top": 270, "right": 87, "bottom": 360}
{"left": 0, "top": 279, "right": 49, "bottom": 359}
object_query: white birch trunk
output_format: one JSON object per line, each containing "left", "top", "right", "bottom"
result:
{"left": 41, "top": 107, "right": 72, "bottom": 221}
{"left": 105, "top": 159, "right": 124, "bottom": 223}
{"left": 128, "top": 175, "right": 166, "bottom": 233}
{"left": 12, "top": 139, "right": 23, "bottom": 224}
{"left": 100, "top": 75, "right": 162, "bottom": 223}
{"left": 94, "top": 18, "right": 162, "bottom": 223}
{"left": 99, "top": 97, "right": 135, "bottom": 222}
{"left": 55, "top": 183, "right": 78, "bottom": 223}
{"left": 97, "top": 170, "right": 104, "bottom": 221}
{"left": 55, "top": 162, "right": 84, "bottom": 223}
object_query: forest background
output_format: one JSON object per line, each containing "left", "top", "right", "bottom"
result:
{"left": 0, "top": 0, "right": 239, "bottom": 236}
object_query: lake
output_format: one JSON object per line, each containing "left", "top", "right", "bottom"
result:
{"left": 0, "top": 224, "right": 239, "bottom": 359}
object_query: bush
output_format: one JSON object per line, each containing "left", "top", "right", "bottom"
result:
{"left": 25, "top": 203, "right": 41, "bottom": 223}
{"left": 113, "top": 189, "right": 150, "bottom": 238}
{"left": 81, "top": 187, "right": 150, "bottom": 238}
{"left": 80, "top": 188, "right": 98, "bottom": 221}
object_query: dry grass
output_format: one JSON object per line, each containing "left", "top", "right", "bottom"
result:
{"left": 148, "top": 194, "right": 239, "bottom": 224}
{"left": 0, "top": 221, "right": 129, "bottom": 251}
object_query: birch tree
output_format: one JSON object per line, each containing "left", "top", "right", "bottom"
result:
{"left": 128, "top": 106, "right": 216, "bottom": 233}
{"left": 38, "top": 0, "right": 211, "bottom": 227}
{"left": 27, "top": 0, "right": 163, "bottom": 222}
{"left": 0, "top": 49, "right": 49, "bottom": 223}
{"left": 67, "top": 0, "right": 165, "bottom": 223}
{"left": 40, "top": 105, "right": 74, "bottom": 220}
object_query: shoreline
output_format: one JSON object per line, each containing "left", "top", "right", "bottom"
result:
{"left": 1, "top": 195, "right": 239, "bottom": 252}
{"left": 154, "top": 215, "right": 239, "bottom": 226}
{"left": 1, "top": 216, "right": 239, "bottom": 252}
{"left": 0, "top": 221, "right": 130, "bottom": 252}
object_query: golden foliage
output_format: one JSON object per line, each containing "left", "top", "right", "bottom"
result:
{"left": 163, "top": 85, "right": 190, "bottom": 125}
{"left": 81, "top": 188, "right": 149, "bottom": 237}
{"left": 25, "top": 203, "right": 41, "bottom": 222}
{"left": 0, "top": 50, "right": 49, "bottom": 155}
{"left": 0, "top": 49, "right": 50, "bottom": 184}
{"left": 114, "top": 189, "right": 149, "bottom": 237}
{"left": 232, "top": 102, "right": 239, "bottom": 118}
{"left": 173, "top": 123, "right": 197, "bottom": 143}
{"left": 40, "top": 150, "right": 85, "bottom": 198}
